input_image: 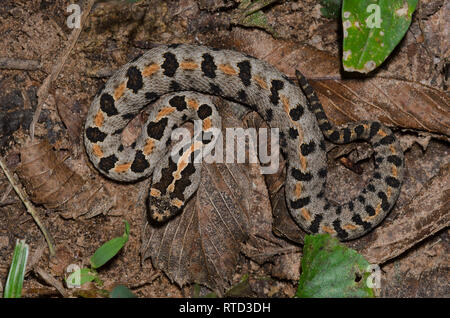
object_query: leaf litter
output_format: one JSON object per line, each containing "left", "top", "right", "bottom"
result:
{"left": 0, "top": 0, "right": 448, "bottom": 297}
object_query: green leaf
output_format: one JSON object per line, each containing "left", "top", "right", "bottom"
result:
{"left": 241, "top": 10, "right": 272, "bottom": 31}
{"left": 65, "top": 268, "right": 100, "bottom": 288}
{"left": 90, "top": 220, "right": 130, "bottom": 269}
{"left": 224, "top": 274, "right": 252, "bottom": 297}
{"left": 4, "top": 239, "right": 29, "bottom": 298}
{"left": 110, "top": 285, "right": 137, "bottom": 298}
{"left": 235, "top": 0, "right": 278, "bottom": 36}
{"left": 296, "top": 234, "right": 375, "bottom": 298}
{"left": 342, "top": 0, "right": 418, "bottom": 73}
{"left": 192, "top": 284, "right": 217, "bottom": 298}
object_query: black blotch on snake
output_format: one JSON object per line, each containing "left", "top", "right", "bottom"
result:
{"left": 126, "top": 66, "right": 144, "bottom": 93}
{"left": 100, "top": 93, "right": 118, "bottom": 116}
{"left": 85, "top": 127, "right": 107, "bottom": 143}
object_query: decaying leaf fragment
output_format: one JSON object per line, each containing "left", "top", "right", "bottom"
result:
{"left": 362, "top": 162, "right": 450, "bottom": 264}
{"left": 16, "top": 139, "right": 114, "bottom": 218}
{"left": 17, "top": 140, "right": 84, "bottom": 208}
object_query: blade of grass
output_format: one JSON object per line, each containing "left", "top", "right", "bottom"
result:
{"left": 4, "top": 239, "right": 29, "bottom": 298}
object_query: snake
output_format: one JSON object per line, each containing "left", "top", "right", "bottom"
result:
{"left": 84, "top": 44, "right": 405, "bottom": 240}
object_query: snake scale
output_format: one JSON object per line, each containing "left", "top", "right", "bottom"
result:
{"left": 84, "top": 44, "right": 405, "bottom": 240}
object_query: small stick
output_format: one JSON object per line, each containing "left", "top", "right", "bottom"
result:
{"left": 0, "top": 200, "right": 18, "bottom": 207}
{"left": 0, "top": 58, "right": 41, "bottom": 70}
{"left": 0, "top": 157, "right": 55, "bottom": 256}
{"left": 30, "top": 0, "right": 96, "bottom": 140}
{"left": 86, "top": 67, "right": 115, "bottom": 78}
{"left": 1, "top": 184, "right": 13, "bottom": 202}
{"left": 34, "top": 267, "right": 68, "bottom": 298}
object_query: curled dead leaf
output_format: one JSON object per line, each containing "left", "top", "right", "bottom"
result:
{"left": 16, "top": 139, "right": 114, "bottom": 218}
{"left": 17, "top": 140, "right": 85, "bottom": 208}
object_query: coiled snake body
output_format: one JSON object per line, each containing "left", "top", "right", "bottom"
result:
{"left": 84, "top": 44, "right": 405, "bottom": 240}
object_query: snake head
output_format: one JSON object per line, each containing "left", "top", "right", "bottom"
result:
{"left": 146, "top": 191, "right": 184, "bottom": 224}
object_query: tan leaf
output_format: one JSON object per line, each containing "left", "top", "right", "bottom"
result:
{"left": 16, "top": 139, "right": 114, "bottom": 218}
{"left": 362, "top": 162, "right": 450, "bottom": 264}
{"left": 210, "top": 29, "right": 450, "bottom": 136}
{"left": 141, "top": 109, "right": 273, "bottom": 293}
{"left": 55, "top": 90, "right": 88, "bottom": 144}
{"left": 17, "top": 140, "right": 85, "bottom": 208}
{"left": 310, "top": 78, "right": 450, "bottom": 136}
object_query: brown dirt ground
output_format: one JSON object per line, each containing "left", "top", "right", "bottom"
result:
{"left": 0, "top": 0, "right": 448, "bottom": 298}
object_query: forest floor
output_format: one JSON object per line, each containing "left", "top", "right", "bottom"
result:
{"left": 0, "top": 0, "right": 448, "bottom": 297}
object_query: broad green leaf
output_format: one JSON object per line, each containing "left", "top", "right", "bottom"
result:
{"left": 342, "top": 0, "right": 418, "bottom": 73}
{"left": 65, "top": 268, "right": 99, "bottom": 288}
{"left": 90, "top": 220, "right": 130, "bottom": 269}
{"left": 296, "top": 234, "right": 375, "bottom": 298}
{"left": 4, "top": 239, "right": 29, "bottom": 298}
{"left": 110, "top": 285, "right": 137, "bottom": 298}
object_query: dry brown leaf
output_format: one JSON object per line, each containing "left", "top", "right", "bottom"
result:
{"left": 362, "top": 162, "right": 450, "bottom": 264}
{"left": 400, "top": 133, "right": 433, "bottom": 151}
{"left": 142, "top": 108, "right": 276, "bottom": 293}
{"left": 211, "top": 29, "right": 341, "bottom": 79}
{"left": 272, "top": 180, "right": 306, "bottom": 244}
{"left": 16, "top": 139, "right": 114, "bottom": 218}
{"left": 310, "top": 78, "right": 450, "bottom": 137}
{"left": 34, "top": 266, "right": 68, "bottom": 298}
{"left": 210, "top": 29, "right": 450, "bottom": 136}
{"left": 142, "top": 162, "right": 250, "bottom": 293}
{"left": 239, "top": 111, "right": 303, "bottom": 273}
{"left": 381, "top": 232, "right": 448, "bottom": 297}
{"left": 55, "top": 90, "right": 88, "bottom": 144}
{"left": 17, "top": 140, "right": 85, "bottom": 208}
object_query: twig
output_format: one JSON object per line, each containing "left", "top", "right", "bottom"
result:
{"left": 21, "top": 287, "right": 61, "bottom": 297}
{"left": 86, "top": 67, "right": 115, "bottom": 78}
{"left": 247, "top": 246, "right": 301, "bottom": 258}
{"left": 0, "top": 200, "right": 18, "bottom": 207}
{"left": 130, "top": 272, "right": 161, "bottom": 289}
{"left": 34, "top": 267, "right": 68, "bottom": 298}
{"left": 0, "top": 157, "right": 55, "bottom": 256}
{"left": 30, "top": 0, "right": 96, "bottom": 140}
{"left": 0, "top": 57, "right": 41, "bottom": 70}
{"left": 1, "top": 180, "right": 14, "bottom": 202}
